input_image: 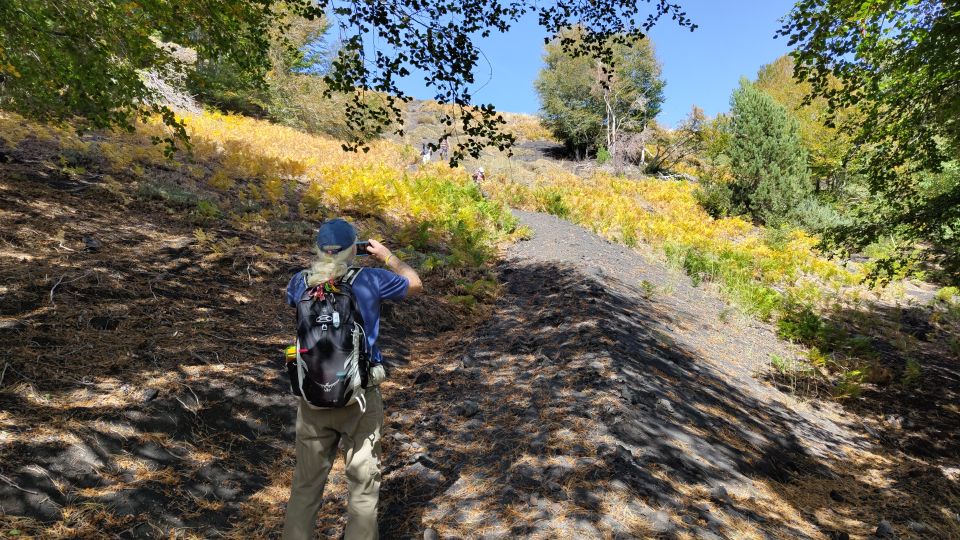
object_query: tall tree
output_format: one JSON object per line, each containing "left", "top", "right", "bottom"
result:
{"left": 754, "top": 55, "right": 853, "bottom": 191}
{"left": 535, "top": 35, "right": 603, "bottom": 159}
{"left": 0, "top": 1, "right": 695, "bottom": 163}
{"left": 535, "top": 28, "right": 664, "bottom": 159}
{"left": 0, "top": 0, "right": 322, "bottom": 150}
{"left": 595, "top": 35, "right": 664, "bottom": 161}
{"left": 779, "top": 0, "right": 960, "bottom": 278}
{"left": 728, "top": 80, "right": 812, "bottom": 225}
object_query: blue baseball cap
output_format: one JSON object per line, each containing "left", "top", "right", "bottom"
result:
{"left": 315, "top": 218, "right": 357, "bottom": 254}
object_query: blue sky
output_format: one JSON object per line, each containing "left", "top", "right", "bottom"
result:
{"left": 384, "top": 0, "right": 797, "bottom": 127}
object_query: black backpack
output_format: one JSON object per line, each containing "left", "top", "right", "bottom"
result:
{"left": 288, "top": 267, "right": 369, "bottom": 409}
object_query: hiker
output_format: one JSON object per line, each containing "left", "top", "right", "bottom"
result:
{"left": 438, "top": 138, "right": 449, "bottom": 160}
{"left": 282, "top": 218, "right": 423, "bottom": 540}
{"left": 472, "top": 166, "right": 485, "bottom": 182}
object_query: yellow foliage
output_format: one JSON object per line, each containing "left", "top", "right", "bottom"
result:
{"left": 500, "top": 112, "right": 556, "bottom": 142}
{"left": 484, "top": 170, "right": 858, "bottom": 300}
{"left": 1, "top": 107, "right": 516, "bottom": 268}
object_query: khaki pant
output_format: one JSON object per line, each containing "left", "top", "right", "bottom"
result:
{"left": 282, "top": 387, "right": 383, "bottom": 540}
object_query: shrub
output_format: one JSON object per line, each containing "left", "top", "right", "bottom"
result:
{"left": 835, "top": 368, "right": 864, "bottom": 399}
{"left": 788, "top": 197, "right": 848, "bottom": 233}
{"left": 777, "top": 304, "right": 824, "bottom": 343}
{"left": 902, "top": 359, "right": 922, "bottom": 387}
{"left": 934, "top": 286, "right": 959, "bottom": 305}
{"left": 693, "top": 178, "right": 734, "bottom": 218}
{"left": 536, "top": 188, "right": 571, "bottom": 219}
{"left": 193, "top": 199, "right": 222, "bottom": 222}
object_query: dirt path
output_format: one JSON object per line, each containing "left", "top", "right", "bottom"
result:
{"left": 376, "top": 211, "right": 955, "bottom": 539}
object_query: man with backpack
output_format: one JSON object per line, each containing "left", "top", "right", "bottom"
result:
{"left": 282, "top": 218, "right": 422, "bottom": 540}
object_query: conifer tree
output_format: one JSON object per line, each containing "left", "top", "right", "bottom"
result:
{"left": 728, "top": 80, "right": 812, "bottom": 225}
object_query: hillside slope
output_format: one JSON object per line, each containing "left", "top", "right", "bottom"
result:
{"left": 1, "top": 113, "right": 958, "bottom": 539}
{"left": 392, "top": 211, "right": 958, "bottom": 539}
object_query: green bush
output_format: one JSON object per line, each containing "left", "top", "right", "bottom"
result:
{"left": 787, "top": 197, "right": 849, "bottom": 233}
{"left": 665, "top": 243, "right": 783, "bottom": 320}
{"left": 902, "top": 359, "right": 922, "bottom": 387}
{"left": 693, "top": 178, "right": 734, "bottom": 218}
{"left": 537, "top": 188, "right": 571, "bottom": 219}
{"left": 193, "top": 199, "right": 222, "bottom": 222}
{"left": 597, "top": 146, "right": 611, "bottom": 164}
{"left": 777, "top": 305, "right": 824, "bottom": 343}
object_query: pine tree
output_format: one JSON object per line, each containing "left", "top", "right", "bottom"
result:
{"left": 728, "top": 80, "right": 812, "bottom": 225}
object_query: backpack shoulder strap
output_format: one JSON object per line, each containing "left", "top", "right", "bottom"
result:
{"left": 298, "top": 271, "right": 312, "bottom": 301}
{"left": 342, "top": 266, "right": 363, "bottom": 285}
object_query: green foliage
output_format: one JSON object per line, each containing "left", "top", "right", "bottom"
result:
{"left": 597, "top": 147, "right": 612, "bottom": 164}
{"left": 780, "top": 1, "right": 960, "bottom": 282}
{"left": 786, "top": 197, "right": 849, "bottom": 234}
{"left": 0, "top": 0, "right": 321, "bottom": 149}
{"left": 535, "top": 28, "right": 665, "bottom": 159}
{"left": 754, "top": 56, "right": 853, "bottom": 189}
{"left": 777, "top": 305, "right": 825, "bottom": 344}
{"left": 770, "top": 354, "right": 792, "bottom": 376}
{"left": 860, "top": 237, "right": 925, "bottom": 286}
{"left": 935, "top": 286, "right": 959, "bottom": 305}
{"left": 449, "top": 295, "right": 479, "bottom": 309}
{"left": 902, "top": 359, "right": 922, "bottom": 388}
{"left": 193, "top": 200, "right": 222, "bottom": 222}
{"left": 728, "top": 80, "right": 813, "bottom": 225}
{"left": 665, "top": 243, "right": 782, "bottom": 320}
{"left": 640, "top": 280, "right": 655, "bottom": 298}
{"left": 832, "top": 159, "right": 960, "bottom": 283}
{"left": 536, "top": 188, "right": 571, "bottom": 219}
{"left": 835, "top": 368, "right": 863, "bottom": 399}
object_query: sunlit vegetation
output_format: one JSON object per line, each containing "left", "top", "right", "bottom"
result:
{"left": 481, "top": 167, "right": 960, "bottom": 397}
{"left": 485, "top": 171, "right": 855, "bottom": 316}
{"left": 0, "top": 110, "right": 518, "bottom": 272}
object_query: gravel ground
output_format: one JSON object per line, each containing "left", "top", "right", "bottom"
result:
{"left": 376, "top": 211, "right": 954, "bottom": 539}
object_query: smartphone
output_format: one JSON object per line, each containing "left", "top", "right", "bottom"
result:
{"left": 355, "top": 241, "right": 370, "bottom": 256}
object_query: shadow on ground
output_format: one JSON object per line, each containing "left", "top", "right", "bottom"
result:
{"left": 376, "top": 260, "right": 960, "bottom": 539}
{"left": 820, "top": 302, "right": 960, "bottom": 462}
{"left": 0, "top": 136, "right": 463, "bottom": 538}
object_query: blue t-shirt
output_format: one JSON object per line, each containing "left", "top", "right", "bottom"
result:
{"left": 286, "top": 268, "right": 409, "bottom": 364}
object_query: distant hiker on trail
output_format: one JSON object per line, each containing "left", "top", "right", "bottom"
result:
{"left": 438, "top": 138, "right": 449, "bottom": 160}
{"left": 282, "top": 218, "right": 423, "bottom": 540}
{"left": 472, "top": 166, "right": 485, "bottom": 183}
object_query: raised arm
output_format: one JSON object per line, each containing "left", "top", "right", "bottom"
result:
{"left": 365, "top": 239, "right": 423, "bottom": 296}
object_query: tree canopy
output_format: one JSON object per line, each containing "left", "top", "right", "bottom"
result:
{"left": 0, "top": 0, "right": 322, "bottom": 151}
{"left": 535, "top": 28, "right": 664, "bottom": 159}
{"left": 754, "top": 55, "right": 853, "bottom": 191}
{"left": 0, "top": 0, "right": 696, "bottom": 163}
{"left": 779, "top": 0, "right": 960, "bottom": 276}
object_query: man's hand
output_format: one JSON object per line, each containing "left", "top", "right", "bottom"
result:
{"left": 365, "top": 238, "right": 392, "bottom": 263}
{"left": 366, "top": 238, "right": 423, "bottom": 296}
